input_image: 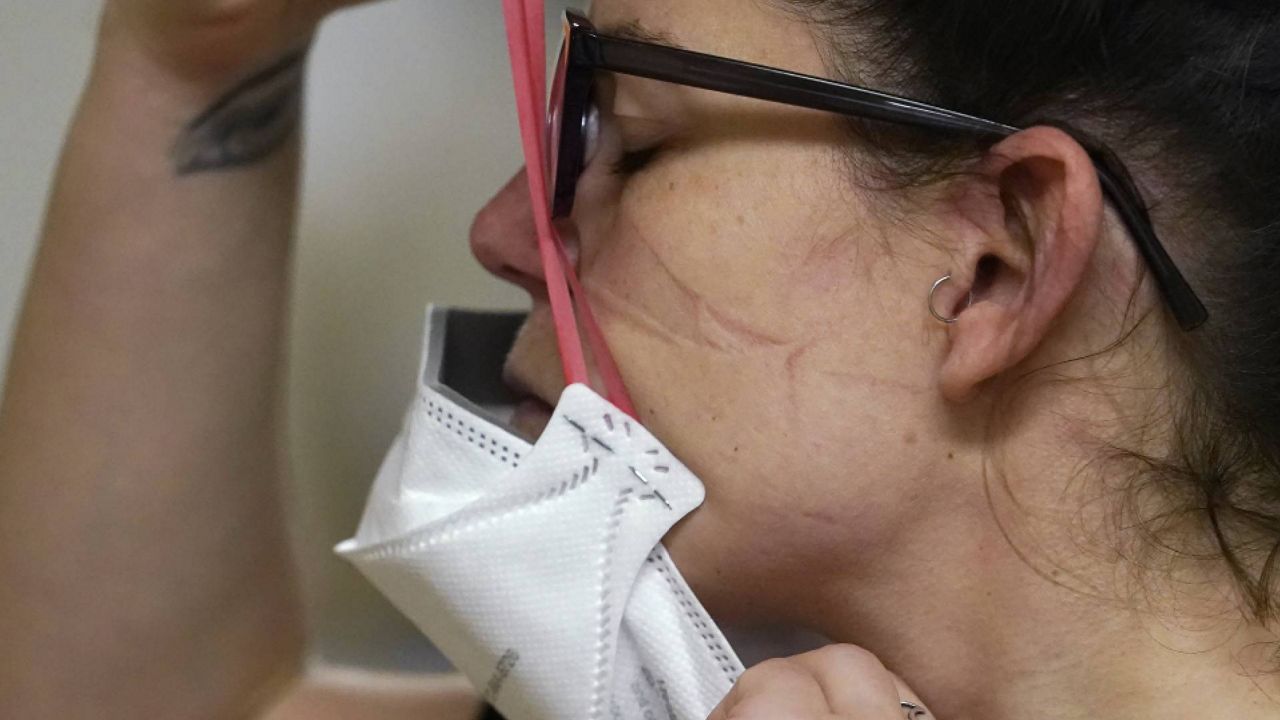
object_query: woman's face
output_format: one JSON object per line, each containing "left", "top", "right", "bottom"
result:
{"left": 473, "top": 0, "right": 969, "bottom": 627}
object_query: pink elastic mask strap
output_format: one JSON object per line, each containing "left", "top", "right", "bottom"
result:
{"left": 554, "top": 244, "right": 637, "bottom": 416}
{"left": 501, "top": 0, "right": 587, "bottom": 386}
{"left": 501, "top": 1, "right": 636, "bottom": 416}
{"left": 522, "top": 1, "right": 546, "bottom": 107}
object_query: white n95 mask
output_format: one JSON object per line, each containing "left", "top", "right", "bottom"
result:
{"left": 337, "top": 307, "right": 744, "bottom": 720}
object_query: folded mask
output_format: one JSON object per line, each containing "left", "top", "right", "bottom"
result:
{"left": 337, "top": 307, "right": 744, "bottom": 720}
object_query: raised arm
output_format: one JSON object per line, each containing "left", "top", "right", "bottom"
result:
{"left": 0, "top": 3, "right": 370, "bottom": 717}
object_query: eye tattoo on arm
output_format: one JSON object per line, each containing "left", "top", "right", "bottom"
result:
{"left": 171, "top": 48, "right": 309, "bottom": 175}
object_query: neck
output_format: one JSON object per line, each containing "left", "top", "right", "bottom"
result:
{"left": 808, "top": 405, "right": 1280, "bottom": 720}
{"left": 817, "top": 535, "right": 1276, "bottom": 719}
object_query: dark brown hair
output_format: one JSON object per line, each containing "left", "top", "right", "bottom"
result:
{"left": 788, "top": 0, "right": 1280, "bottom": 622}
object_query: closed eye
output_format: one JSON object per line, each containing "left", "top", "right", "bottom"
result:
{"left": 611, "top": 144, "right": 664, "bottom": 177}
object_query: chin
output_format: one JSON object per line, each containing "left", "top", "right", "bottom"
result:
{"left": 505, "top": 308, "right": 767, "bottom": 623}
{"left": 501, "top": 308, "right": 568, "bottom": 441}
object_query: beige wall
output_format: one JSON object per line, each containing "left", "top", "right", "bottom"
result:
{"left": 0, "top": 0, "right": 570, "bottom": 671}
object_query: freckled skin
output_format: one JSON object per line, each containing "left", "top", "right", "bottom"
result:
{"left": 476, "top": 6, "right": 1280, "bottom": 718}
{"left": 501, "top": 0, "right": 974, "bottom": 625}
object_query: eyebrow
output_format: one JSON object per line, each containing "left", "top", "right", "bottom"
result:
{"left": 596, "top": 19, "right": 690, "bottom": 51}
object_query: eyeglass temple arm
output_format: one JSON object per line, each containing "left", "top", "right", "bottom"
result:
{"left": 1093, "top": 161, "right": 1208, "bottom": 330}
{"left": 577, "top": 34, "right": 1208, "bottom": 330}
{"left": 580, "top": 34, "right": 1019, "bottom": 138}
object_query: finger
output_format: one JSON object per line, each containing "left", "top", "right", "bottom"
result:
{"left": 790, "top": 645, "right": 906, "bottom": 719}
{"left": 709, "top": 658, "right": 830, "bottom": 720}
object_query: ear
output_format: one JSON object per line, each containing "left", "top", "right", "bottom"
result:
{"left": 938, "top": 126, "right": 1105, "bottom": 403}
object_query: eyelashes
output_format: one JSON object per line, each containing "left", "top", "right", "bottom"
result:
{"left": 610, "top": 144, "right": 664, "bottom": 177}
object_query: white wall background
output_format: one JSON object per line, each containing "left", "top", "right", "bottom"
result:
{"left": 0, "top": 0, "right": 570, "bottom": 671}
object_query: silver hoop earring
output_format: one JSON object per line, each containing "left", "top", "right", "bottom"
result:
{"left": 929, "top": 274, "right": 971, "bottom": 325}
{"left": 900, "top": 701, "right": 930, "bottom": 718}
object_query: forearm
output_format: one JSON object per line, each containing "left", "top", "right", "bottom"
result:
{"left": 0, "top": 18, "right": 308, "bottom": 719}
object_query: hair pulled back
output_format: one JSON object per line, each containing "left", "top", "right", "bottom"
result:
{"left": 787, "top": 0, "right": 1280, "bottom": 622}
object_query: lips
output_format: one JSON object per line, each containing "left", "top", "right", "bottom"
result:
{"left": 500, "top": 307, "right": 571, "bottom": 442}
{"left": 502, "top": 365, "right": 558, "bottom": 442}
{"left": 509, "top": 396, "right": 555, "bottom": 442}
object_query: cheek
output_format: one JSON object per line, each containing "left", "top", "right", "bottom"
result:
{"left": 569, "top": 141, "right": 964, "bottom": 621}
{"left": 579, "top": 142, "right": 838, "bottom": 439}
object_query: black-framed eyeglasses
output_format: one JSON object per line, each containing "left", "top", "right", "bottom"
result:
{"left": 546, "top": 9, "right": 1208, "bottom": 331}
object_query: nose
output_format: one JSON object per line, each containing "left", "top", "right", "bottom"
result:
{"left": 470, "top": 168, "right": 547, "bottom": 298}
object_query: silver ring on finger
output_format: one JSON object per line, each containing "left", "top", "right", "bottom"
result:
{"left": 901, "top": 701, "right": 929, "bottom": 719}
